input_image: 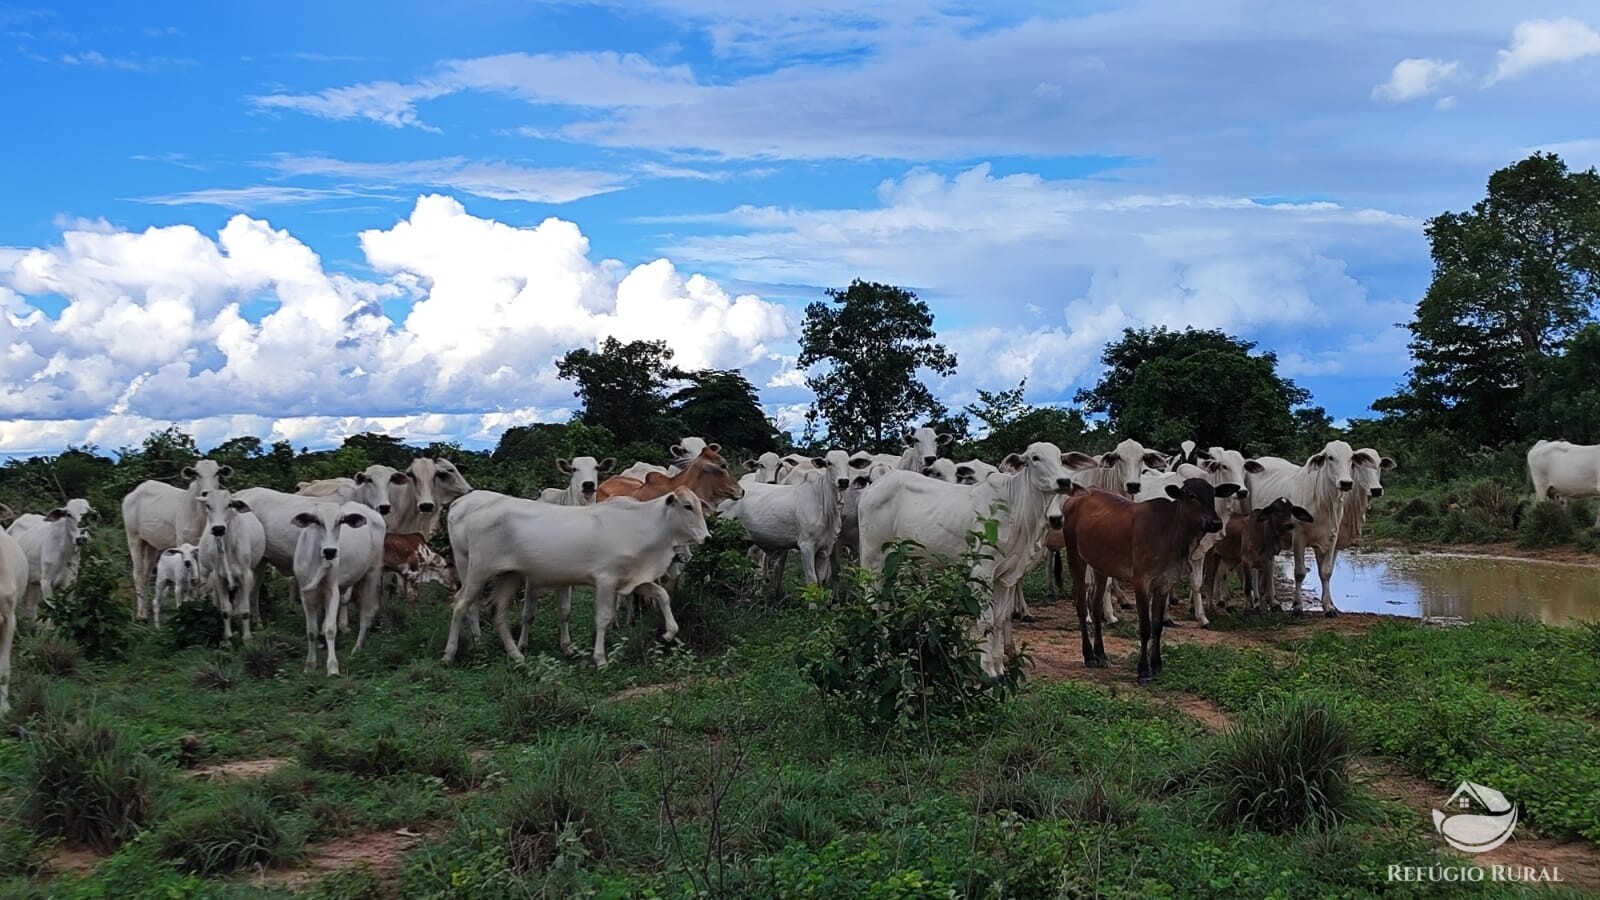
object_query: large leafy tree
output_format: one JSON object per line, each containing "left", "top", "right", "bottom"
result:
{"left": 964, "top": 379, "right": 1088, "bottom": 458}
{"left": 556, "top": 337, "right": 683, "bottom": 442}
{"left": 668, "top": 369, "right": 779, "bottom": 458}
{"left": 1075, "top": 327, "right": 1315, "bottom": 455}
{"left": 1375, "top": 153, "right": 1600, "bottom": 445}
{"left": 798, "top": 280, "right": 958, "bottom": 450}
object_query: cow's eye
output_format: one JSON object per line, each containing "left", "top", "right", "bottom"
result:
{"left": 1031, "top": 455, "right": 1039, "bottom": 461}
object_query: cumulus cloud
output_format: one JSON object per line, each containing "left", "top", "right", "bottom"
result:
{"left": 0, "top": 196, "right": 790, "bottom": 455}
{"left": 1371, "top": 57, "right": 1459, "bottom": 102}
{"left": 1487, "top": 18, "right": 1600, "bottom": 84}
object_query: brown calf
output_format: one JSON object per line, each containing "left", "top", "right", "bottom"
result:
{"left": 1059, "top": 478, "right": 1237, "bottom": 683}
{"left": 383, "top": 532, "right": 457, "bottom": 608}
{"left": 1202, "top": 497, "right": 1313, "bottom": 612}
{"left": 596, "top": 448, "right": 744, "bottom": 506}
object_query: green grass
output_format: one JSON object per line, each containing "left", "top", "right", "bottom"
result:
{"left": 1, "top": 574, "right": 1590, "bottom": 897}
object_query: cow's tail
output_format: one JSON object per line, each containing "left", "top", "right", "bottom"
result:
{"left": 1051, "top": 549, "right": 1064, "bottom": 596}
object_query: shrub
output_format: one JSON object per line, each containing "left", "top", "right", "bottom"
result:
{"left": 31, "top": 636, "right": 81, "bottom": 677}
{"left": 191, "top": 655, "right": 241, "bottom": 690}
{"left": 42, "top": 551, "right": 129, "bottom": 661}
{"left": 506, "top": 780, "right": 605, "bottom": 876}
{"left": 797, "top": 526, "right": 1025, "bottom": 737}
{"left": 22, "top": 704, "right": 162, "bottom": 851}
{"left": 164, "top": 597, "right": 222, "bottom": 650}
{"left": 242, "top": 639, "right": 287, "bottom": 679}
{"left": 491, "top": 663, "right": 591, "bottom": 741}
{"left": 155, "top": 793, "right": 302, "bottom": 876}
{"left": 1205, "top": 696, "right": 1361, "bottom": 833}
{"left": 300, "top": 720, "right": 472, "bottom": 788}
{"left": 1518, "top": 500, "right": 1579, "bottom": 548}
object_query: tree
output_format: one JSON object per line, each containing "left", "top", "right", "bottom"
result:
{"left": 1520, "top": 324, "right": 1600, "bottom": 443}
{"left": 1375, "top": 153, "right": 1600, "bottom": 445}
{"left": 1075, "top": 327, "right": 1314, "bottom": 455}
{"left": 668, "top": 369, "right": 779, "bottom": 458}
{"left": 964, "top": 380, "right": 1087, "bottom": 459}
{"left": 798, "top": 280, "right": 958, "bottom": 450}
{"left": 556, "top": 337, "right": 682, "bottom": 441}
{"left": 342, "top": 432, "right": 413, "bottom": 468}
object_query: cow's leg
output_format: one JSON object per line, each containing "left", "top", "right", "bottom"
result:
{"left": 152, "top": 581, "right": 165, "bottom": 629}
{"left": 129, "top": 538, "right": 152, "bottom": 621}
{"left": 592, "top": 578, "right": 620, "bottom": 668}
{"left": 301, "top": 590, "right": 320, "bottom": 673}
{"left": 1047, "top": 549, "right": 1063, "bottom": 600}
{"left": 516, "top": 588, "right": 537, "bottom": 653}
{"left": 441, "top": 570, "right": 489, "bottom": 662}
{"left": 1189, "top": 555, "right": 1210, "bottom": 628}
{"left": 1094, "top": 569, "right": 1120, "bottom": 625}
{"left": 769, "top": 548, "right": 791, "bottom": 599}
{"left": 1013, "top": 591, "right": 1035, "bottom": 623}
{"left": 215, "top": 581, "right": 234, "bottom": 641}
{"left": 1315, "top": 542, "right": 1340, "bottom": 616}
{"left": 636, "top": 583, "right": 679, "bottom": 645}
{"left": 320, "top": 588, "right": 341, "bottom": 676}
{"left": 0, "top": 593, "right": 17, "bottom": 716}
{"left": 489, "top": 575, "right": 524, "bottom": 662}
{"left": 239, "top": 572, "right": 256, "bottom": 642}
{"left": 555, "top": 587, "right": 575, "bottom": 658}
{"left": 1150, "top": 583, "right": 1169, "bottom": 679}
{"left": 352, "top": 571, "right": 381, "bottom": 652}
{"left": 798, "top": 541, "right": 820, "bottom": 586}
{"left": 1291, "top": 541, "right": 1308, "bottom": 612}
{"left": 1134, "top": 582, "right": 1154, "bottom": 685}
{"left": 1070, "top": 555, "right": 1097, "bottom": 667}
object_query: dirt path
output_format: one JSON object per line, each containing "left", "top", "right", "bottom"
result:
{"left": 184, "top": 757, "right": 290, "bottom": 783}
{"left": 255, "top": 826, "right": 436, "bottom": 892}
{"left": 1014, "top": 605, "right": 1600, "bottom": 892}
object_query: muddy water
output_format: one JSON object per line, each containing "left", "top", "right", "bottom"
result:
{"left": 1275, "top": 551, "right": 1600, "bottom": 625}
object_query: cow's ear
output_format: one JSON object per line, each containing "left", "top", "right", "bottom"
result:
{"left": 1381, "top": 456, "right": 1397, "bottom": 471}
{"left": 1164, "top": 484, "right": 1182, "bottom": 499}
{"left": 1243, "top": 459, "right": 1266, "bottom": 474}
{"left": 1292, "top": 505, "right": 1315, "bottom": 523}
{"left": 707, "top": 442, "right": 721, "bottom": 452}
{"left": 1215, "top": 483, "right": 1240, "bottom": 498}
{"left": 1203, "top": 459, "right": 1223, "bottom": 473}
{"left": 390, "top": 471, "right": 409, "bottom": 484}
{"left": 182, "top": 466, "right": 198, "bottom": 480}
{"left": 663, "top": 493, "right": 678, "bottom": 508}
{"left": 810, "top": 456, "right": 826, "bottom": 468}
{"left": 742, "top": 458, "right": 758, "bottom": 469}
{"left": 1254, "top": 507, "right": 1273, "bottom": 521}
{"left": 1142, "top": 451, "right": 1168, "bottom": 469}
{"left": 340, "top": 513, "right": 368, "bottom": 529}
{"left": 218, "top": 465, "right": 234, "bottom": 480}
{"left": 46, "top": 508, "right": 70, "bottom": 521}
{"left": 355, "top": 472, "right": 371, "bottom": 484}
{"left": 1062, "top": 451, "right": 1098, "bottom": 471}
{"left": 1001, "top": 452, "right": 1025, "bottom": 471}
{"left": 936, "top": 432, "right": 954, "bottom": 446}
{"left": 669, "top": 445, "right": 685, "bottom": 458}
{"left": 1099, "top": 452, "right": 1119, "bottom": 467}
{"left": 597, "top": 457, "right": 616, "bottom": 474}
{"left": 1194, "top": 447, "right": 1213, "bottom": 461}
{"left": 955, "top": 466, "right": 973, "bottom": 478}
{"left": 229, "top": 500, "right": 251, "bottom": 513}
{"left": 848, "top": 457, "right": 871, "bottom": 469}
{"left": 1352, "top": 449, "right": 1379, "bottom": 468}
{"left": 556, "top": 458, "right": 573, "bottom": 474}
{"left": 291, "top": 512, "right": 319, "bottom": 528}
{"left": 903, "top": 431, "right": 917, "bottom": 446}
{"left": 1307, "top": 452, "right": 1327, "bottom": 467}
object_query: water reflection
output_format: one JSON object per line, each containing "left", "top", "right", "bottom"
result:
{"left": 1273, "top": 552, "right": 1600, "bottom": 625}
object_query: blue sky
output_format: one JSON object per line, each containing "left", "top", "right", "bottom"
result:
{"left": 1, "top": 1, "right": 1598, "bottom": 455}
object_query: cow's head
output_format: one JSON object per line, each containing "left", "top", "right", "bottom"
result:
{"left": 669, "top": 437, "right": 718, "bottom": 467}
{"left": 1000, "top": 441, "right": 1073, "bottom": 495}
{"left": 1351, "top": 449, "right": 1395, "bottom": 498}
{"left": 182, "top": 459, "right": 232, "bottom": 496}
{"left": 741, "top": 451, "right": 785, "bottom": 485}
{"left": 199, "top": 489, "right": 252, "bottom": 538}
{"left": 903, "top": 426, "right": 951, "bottom": 466}
{"left": 1163, "top": 477, "right": 1238, "bottom": 533}
{"left": 1254, "top": 496, "right": 1315, "bottom": 546}
{"left": 65, "top": 498, "right": 98, "bottom": 525}
{"left": 1197, "top": 447, "right": 1251, "bottom": 507}
{"left": 407, "top": 457, "right": 474, "bottom": 514}
{"left": 921, "top": 458, "right": 958, "bottom": 482}
{"left": 353, "top": 464, "right": 407, "bottom": 516}
{"left": 679, "top": 448, "right": 744, "bottom": 504}
{"left": 292, "top": 505, "right": 369, "bottom": 587}
{"left": 557, "top": 456, "right": 615, "bottom": 500}
{"left": 1306, "top": 440, "right": 1361, "bottom": 493}
{"left": 663, "top": 487, "right": 712, "bottom": 547}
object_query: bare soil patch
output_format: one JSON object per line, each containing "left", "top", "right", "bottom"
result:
{"left": 256, "top": 826, "right": 435, "bottom": 893}
{"left": 184, "top": 757, "right": 290, "bottom": 783}
{"left": 46, "top": 846, "right": 108, "bottom": 878}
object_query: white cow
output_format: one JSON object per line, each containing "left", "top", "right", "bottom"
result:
{"left": 443, "top": 488, "right": 710, "bottom": 668}
{"left": 954, "top": 460, "right": 999, "bottom": 485}
{"left": 123, "top": 459, "right": 232, "bottom": 620}
{"left": 901, "top": 426, "right": 953, "bottom": 470}
{"left": 670, "top": 437, "right": 717, "bottom": 468}
{"left": 781, "top": 450, "right": 855, "bottom": 490}
{"left": 740, "top": 452, "right": 786, "bottom": 485}
{"left": 618, "top": 462, "right": 671, "bottom": 482}
{"left": 8, "top": 497, "right": 98, "bottom": 535}
{"left": 858, "top": 442, "right": 1073, "bottom": 679}
{"left": 388, "top": 458, "right": 473, "bottom": 537}
{"left": 197, "top": 490, "right": 267, "bottom": 642}
{"left": 234, "top": 486, "right": 349, "bottom": 628}
{"left": 291, "top": 502, "right": 386, "bottom": 675}
{"left": 296, "top": 464, "right": 409, "bottom": 516}
{"left": 1526, "top": 440, "right": 1600, "bottom": 526}
{"left": 152, "top": 543, "right": 203, "bottom": 628}
{"left": 1338, "top": 450, "right": 1396, "bottom": 549}
{"left": 9, "top": 509, "right": 89, "bottom": 622}
{"left": 539, "top": 456, "right": 616, "bottom": 506}
{"left": 0, "top": 528, "right": 26, "bottom": 716}
{"left": 922, "top": 458, "right": 959, "bottom": 482}
{"left": 1245, "top": 441, "right": 1378, "bottom": 615}
{"left": 723, "top": 468, "right": 842, "bottom": 591}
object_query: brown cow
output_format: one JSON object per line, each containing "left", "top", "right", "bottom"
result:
{"left": 382, "top": 532, "right": 457, "bottom": 608}
{"left": 1202, "top": 497, "right": 1313, "bottom": 613}
{"left": 596, "top": 448, "right": 744, "bottom": 505}
{"left": 1059, "top": 477, "right": 1238, "bottom": 683}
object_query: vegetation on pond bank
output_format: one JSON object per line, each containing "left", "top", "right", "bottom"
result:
{"left": 3, "top": 576, "right": 1593, "bottom": 897}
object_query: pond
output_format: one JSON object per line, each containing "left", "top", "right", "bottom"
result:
{"left": 1275, "top": 550, "right": 1600, "bottom": 625}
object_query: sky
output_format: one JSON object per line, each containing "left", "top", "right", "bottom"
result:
{"left": 1, "top": 1, "right": 1598, "bottom": 456}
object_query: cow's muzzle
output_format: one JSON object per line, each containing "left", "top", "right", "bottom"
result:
{"left": 582, "top": 482, "right": 596, "bottom": 494}
{"left": 1126, "top": 482, "right": 1141, "bottom": 495}
{"left": 418, "top": 502, "right": 436, "bottom": 513}
{"left": 1338, "top": 480, "right": 1353, "bottom": 492}
{"left": 1370, "top": 487, "right": 1384, "bottom": 498}
{"left": 322, "top": 547, "right": 338, "bottom": 560}
{"left": 211, "top": 525, "right": 227, "bottom": 537}
{"left": 378, "top": 504, "right": 391, "bottom": 515}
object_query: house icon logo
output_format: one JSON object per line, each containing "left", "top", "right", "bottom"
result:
{"left": 1433, "top": 781, "right": 1518, "bottom": 853}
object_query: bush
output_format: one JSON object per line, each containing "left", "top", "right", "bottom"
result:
{"left": 32, "top": 636, "right": 81, "bottom": 677}
{"left": 191, "top": 656, "right": 241, "bottom": 690}
{"left": 491, "top": 663, "right": 591, "bottom": 741}
{"left": 242, "top": 639, "right": 287, "bottom": 679}
{"left": 1518, "top": 500, "right": 1580, "bottom": 548}
{"left": 164, "top": 597, "right": 223, "bottom": 650}
{"left": 155, "top": 793, "right": 301, "bottom": 876}
{"left": 506, "top": 780, "right": 605, "bottom": 876}
{"left": 42, "top": 551, "right": 129, "bottom": 661}
{"left": 300, "top": 720, "right": 472, "bottom": 788}
{"left": 1205, "top": 696, "right": 1361, "bottom": 833}
{"left": 22, "top": 704, "right": 162, "bottom": 851}
{"left": 797, "top": 526, "right": 1024, "bottom": 737}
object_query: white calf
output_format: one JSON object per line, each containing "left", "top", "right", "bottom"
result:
{"left": 152, "top": 543, "right": 203, "bottom": 628}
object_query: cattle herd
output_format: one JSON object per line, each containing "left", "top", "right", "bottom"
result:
{"left": 14, "top": 418, "right": 1532, "bottom": 715}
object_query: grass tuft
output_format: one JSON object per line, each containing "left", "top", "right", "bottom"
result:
{"left": 191, "top": 656, "right": 241, "bottom": 690}
{"left": 1205, "top": 695, "right": 1362, "bottom": 833}
{"left": 32, "top": 636, "right": 82, "bottom": 677}
{"left": 154, "top": 792, "right": 302, "bottom": 876}
{"left": 22, "top": 703, "right": 162, "bottom": 851}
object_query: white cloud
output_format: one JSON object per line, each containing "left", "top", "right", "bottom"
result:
{"left": 0, "top": 196, "right": 791, "bottom": 455}
{"left": 267, "top": 156, "right": 629, "bottom": 204}
{"left": 135, "top": 186, "right": 391, "bottom": 208}
{"left": 1487, "top": 18, "right": 1600, "bottom": 85}
{"left": 252, "top": 80, "right": 451, "bottom": 130}
{"left": 1371, "top": 57, "right": 1459, "bottom": 102}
